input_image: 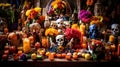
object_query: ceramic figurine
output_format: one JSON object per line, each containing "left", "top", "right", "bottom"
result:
{"left": 88, "top": 24, "right": 99, "bottom": 39}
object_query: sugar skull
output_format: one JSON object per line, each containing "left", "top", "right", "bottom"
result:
{"left": 89, "top": 24, "right": 99, "bottom": 39}
{"left": 50, "top": 21, "right": 57, "bottom": 29}
{"left": 56, "top": 35, "right": 64, "bottom": 46}
{"left": 111, "top": 24, "right": 120, "bottom": 36}
{"left": 56, "top": 18, "right": 64, "bottom": 28}
{"left": 64, "top": 21, "right": 71, "bottom": 28}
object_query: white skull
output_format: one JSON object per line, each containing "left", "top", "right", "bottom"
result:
{"left": 111, "top": 24, "right": 120, "bottom": 36}
{"left": 56, "top": 18, "right": 64, "bottom": 28}
{"left": 50, "top": 21, "right": 57, "bottom": 29}
{"left": 64, "top": 21, "right": 70, "bottom": 28}
{"left": 56, "top": 35, "right": 64, "bottom": 46}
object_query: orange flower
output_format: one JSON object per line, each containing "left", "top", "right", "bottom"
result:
{"left": 42, "top": 37, "right": 49, "bottom": 48}
{"left": 40, "top": 16, "right": 45, "bottom": 21}
{"left": 86, "top": 0, "right": 94, "bottom": 6}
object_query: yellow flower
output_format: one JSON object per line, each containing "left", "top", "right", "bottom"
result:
{"left": 53, "top": 4, "right": 58, "bottom": 9}
{"left": 71, "top": 24, "right": 80, "bottom": 31}
{"left": 26, "top": 9, "right": 31, "bottom": 16}
{"left": 34, "top": 7, "right": 41, "bottom": 13}
{"left": 4, "top": 3, "right": 11, "bottom": 7}
{"left": 45, "top": 28, "right": 58, "bottom": 36}
{"left": 51, "top": 1, "right": 56, "bottom": 6}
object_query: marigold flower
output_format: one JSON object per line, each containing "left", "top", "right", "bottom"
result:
{"left": 86, "top": 0, "right": 94, "bottom": 6}
{"left": 45, "top": 28, "right": 58, "bottom": 36}
{"left": 34, "top": 7, "right": 41, "bottom": 12}
{"left": 71, "top": 24, "right": 80, "bottom": 32}
{"left": 26, "top": 9, "right": 31, "bottom": 16}
{"left": 53, "top": 4, "right": 58, "bottom": 9}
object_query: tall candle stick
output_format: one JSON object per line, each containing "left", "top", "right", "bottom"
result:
{"left": 23, "top": 38, "right": 31, "bottom": 53}
{"left": 109, "top": 35, "right": 115, "bottom": 43}
{"left": 118, "top": 44, "right": 120, "bottom": 57}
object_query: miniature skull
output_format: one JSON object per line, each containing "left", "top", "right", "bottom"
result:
{"left": 50, "top": 21, "right": 57, "bottom": 29}
{"left": 56, "top": 35, "right": 64, "bottom": 46}
{"left": 29, "top": 23, "right": 41, "bottom": 33}
{"left": 111, "top": 24, "right": 120, "bottom": 36}
{"left": 56, "top": 18, "right": 64, "bottom": 28}
{"left": 64, "top": 21, "right": 71, "bottom": 28}
{"left": 89, "top": 24, "right": 99, "bottom": 39}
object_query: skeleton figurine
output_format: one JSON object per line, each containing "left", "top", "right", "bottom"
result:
{"left": 56, "top": 35, "right": 65, "bottom": 46}
{"left": 56, "top": 34, "right": 65, "bottom": 52}
{"left": 110, "top": 24, "right": 120, "bottom": 51}
{"left": 88, "top": 24, "right": 99, "bottom": 39}
{"left": 56, "top": 18, "right": 65, "bottom": 34}
{"left": 48, "top": 34, "right": 65, "bottom": 52}
{"left": 111, "top": 24, "right": 120, "bottom": 37}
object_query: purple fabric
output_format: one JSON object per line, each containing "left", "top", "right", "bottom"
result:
{"left": 78, "top": 10, "right": 92, "bottom": 23}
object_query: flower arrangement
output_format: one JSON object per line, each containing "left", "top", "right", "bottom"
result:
{"left": 26, "top": 7, "right": 41, "bottom": 20}
{"left": 78, "top": 10, "right": 92, "bottom": 23}
{"left": 25, "top": 7, "right": 45, "bottom": 26}
{"left": 86, "top": 0, "right": 94, "bottom": 6}
{"left": 47, "top": 0, "right": 67, "bottom": 16}
{"left": 45, "top": 28, "right": 59, "bottom": 36}
{"left": 64, "top": 28, "right": 81, "bottom": 40}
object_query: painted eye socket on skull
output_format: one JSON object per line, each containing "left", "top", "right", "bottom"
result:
{"left": 57, "top": 39, "right": 63, "bottom": 41}
{"left": 112, "top": 29, "right": 118, "bottom": 31}
{"left": 51, "top": 25, "right": 56, "bottom": 27}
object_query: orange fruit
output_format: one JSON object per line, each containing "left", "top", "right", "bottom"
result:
{"left": 61, "top": 53, "right": 66, "bottom": 58}
{"left": 72, "top": 55, "right": 78, "bottom": 60}
{"left": 56, "top": 53, "right": 62, "bottom": 58}
{"left": 65, "top": 55, "right": 71, "bottom": 60}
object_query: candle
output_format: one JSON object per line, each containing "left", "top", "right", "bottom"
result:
{"left": 109, "top": 35, "right": 115, "bottom": 43}
{"left": 80, "top": 23, "right": 85, "bottom": 35}
{"left": 118, "top": 44, "right": 120, "bottom": 56}
{"left": 23, "top": 38, "right": 31, "bottom": 53}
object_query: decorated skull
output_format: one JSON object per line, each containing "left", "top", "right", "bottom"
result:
{"left": 56, "top": 35, "right": 64, "bottom": 46}
{"left": 29, "top": 23, "right": 41, "bottom": 33}
{"left": 56, "top": 18, "right": 64, "bottom": 28}
{"left": 50, "top": 21, "right": 57, "bottom": 29}
{"left": 111, "top": 24, "right": 120, "bottom": 36}
{"left": 89, "top": 24, "right": 99, "bottom": 39}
